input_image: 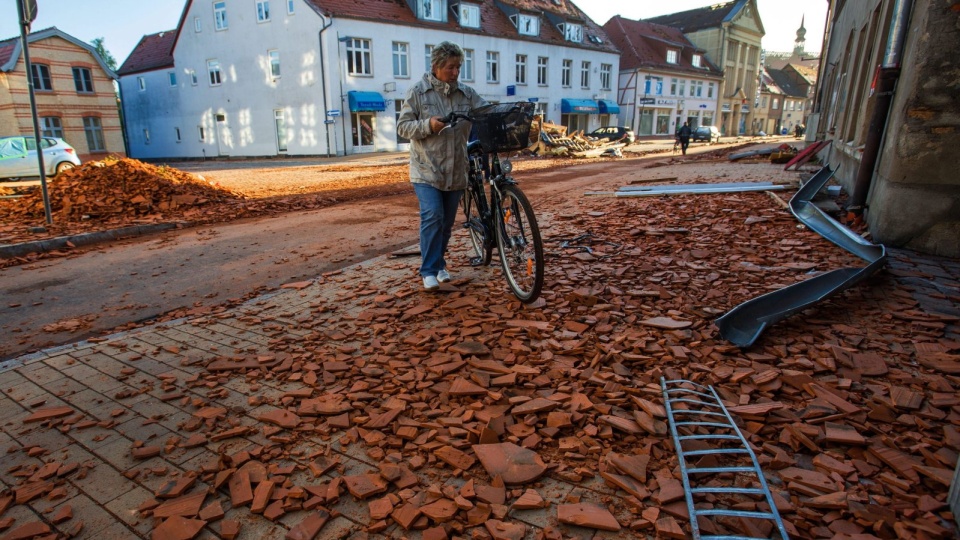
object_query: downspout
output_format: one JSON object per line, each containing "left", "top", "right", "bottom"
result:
{"left": 849, "top": 0, "right": 913, "bottom": 211}
{"left": 318, "top": 15, "right": 333, "bottom": 157}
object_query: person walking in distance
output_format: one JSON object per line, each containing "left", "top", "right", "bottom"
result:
{"left": 397, "top": 42, "right": 487, "bottom": 291}
{"left": 677, "top": 122, "right": 692, "bottom": 155}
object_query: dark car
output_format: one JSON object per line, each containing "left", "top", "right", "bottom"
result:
{"left": 587, "top": 126, "right": 635, "bottom": 144}
{"left": 691, "top": 126, "right": 721, "bottom": 143}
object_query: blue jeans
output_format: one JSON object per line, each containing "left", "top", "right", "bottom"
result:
{"left": 413, "top": 183, "right": 462, "bottom": 277}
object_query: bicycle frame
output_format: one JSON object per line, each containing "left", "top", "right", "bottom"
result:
{"left": 465, "top": 142, "right": 516, "bottom": 262}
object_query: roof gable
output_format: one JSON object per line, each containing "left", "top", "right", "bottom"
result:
{"left": 0, "top": 27, "right": 117, "bottom": 77}
{"left": 645, "top": 1, "right": 740, "bottom": 32}
{"left": 117, "top": 31, "right": 176, "bottom": 76}
{"left": 603, "top": 15, "right": 721, "bottom": 76}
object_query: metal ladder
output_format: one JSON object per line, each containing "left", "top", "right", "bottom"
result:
{"left": 661, "top": 378, "right": 790, "bottom": 540}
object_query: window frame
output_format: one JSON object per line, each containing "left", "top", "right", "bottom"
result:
{"left": 459, "top": 3, "right": 480, "bottom": 28}
{"left": 580, "top": 60, "right": 590, "bottom": 89}
{"left": 518, "top": 14, "right": 539, "bottom": 36}
{"left": 72, "top": 67, "right": 94, "bottom": 93}
{"left": 268, "top": 50, "right": 281, "bottom": 78}
{"left": 287, "top": 0, "right": 295, "bottom": 14}
{"left": 138, "top": 76, "right": 146, "bottom": 91}
{"left": 256, "top": 0, "right": 270, "bottom": 22}
{"left": 40, "top": 117, "right": 63, "bottom": 138}
{"left": 564, "top": 23, "right": 582, "bottom": 43}
{"left": 515, "top": 54, "right": 527, "bottom": 85}
{"left": 214, "top": 1, "right": 228, "bottom": 31}
{"left": 189, "top": 69, "right": 198, "bottom": 86}
{"left": 486, "top": 51, "right": 499, "bottom": 84}
{"left": 345, "top": 38, "right": 373, "bottom": 77}
{"left": 83, "top": 116, "right": 106, "bottom": 152}
{"left": 392, "top": 42, "right": 410, "bottom": 79}
{"left": 666, "top": 50, "right": 678, "bottom": 64}
{"left": 31, "top": 64, "right": 53, "bottom": 91}
{"left": 537, "top": 56, "right": 548, "bottom": 86}
{"left": 561, "top": 59, "right": 571, "bottom": 88}
{"left": 168, "top": 71, "right": 177, "bottom": 87}
{"left": 462, "top": 49, "right": 474, "bottom": 81}
{"left": 692, "top": 54, "right": 702, "bottom": 68}
{"left": 194, "top": 16, "right": 202, "bottom": 32}
{"left": 421, "top": 0, "right": 442, "bottom": 21}
{"left": 207, "top": 59, "right": 222, "bottom": 86}
{"left": 600, "top": 63, "right": 611, "bottom": 91}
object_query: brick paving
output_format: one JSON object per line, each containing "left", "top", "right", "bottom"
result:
{"left": 1, "top": 167, "right": 959, "bottom": 539}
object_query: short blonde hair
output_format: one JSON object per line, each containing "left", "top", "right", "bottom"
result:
{"left": 431, "top": 41, "right": 464, "bottom": 72}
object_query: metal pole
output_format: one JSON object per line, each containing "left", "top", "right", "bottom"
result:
{"left": 16, "top": 0, "right": 53, "bottom": 225}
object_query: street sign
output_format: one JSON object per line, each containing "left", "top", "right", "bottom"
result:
{"left": 21, "top": 0, "right": 37, "bottom": 23}
{"left": 323, "top": 119, "right": 335, "bottom": 124}
{"left": 528, "top": 98, "right": 539, "bottom": 102}
{"left": 699, "top": 104, "right": 708, "bottom": 109}
{"left": 506, "top": 85, "right": 516, "bottom": 96}
{"left": 327, "top": 109, "right": 340, "bottom": 117}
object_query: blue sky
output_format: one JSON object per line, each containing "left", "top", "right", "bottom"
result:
{"left": 0, "top": 0, "right": 825, "bottom": 67}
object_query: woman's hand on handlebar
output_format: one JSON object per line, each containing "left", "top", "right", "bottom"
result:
{"left": 429, "top": 116, "right": 447, "bottom": 134}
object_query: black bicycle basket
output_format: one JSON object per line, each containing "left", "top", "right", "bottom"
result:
{"left": 469, "top": 102, "right": 535, "bottom": 153}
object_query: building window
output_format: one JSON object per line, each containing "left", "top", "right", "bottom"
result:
{"left": 666, "top": 50, "right": 678, "bottom": 64}
{"left": 175, "top": 127, "right": 182, "bottom": 142}
{"left": 561, "top": 59, "right": 571, "bottom": 87}
{"left": 708, "top": 82, "right": 715, "bottom": 98}
{"left": 537, "top": 57, "right": 547, "bottom": 86}
{"left": 463, "top": 49, "right": 474, "bottom": 81}
{"left": 692, "top": 54, "right": 702, "bottom": 68}
{"left": 644, "top": 76, "right": 663, "bottom": 95}
{"left": 772, "top": 98, "right": 779, "bottom": 109}
{"left": 72, "top": 67, "right": 94, "bottom": 93}
{"left": 199, "top": 126, "right": 206, "bottom": 141}
{"left": 256, "top": 1, "right": 270, "bottom": 22}
{"left": 600, "top": 63, "right": 611, "bottom": 90}
{"left": 421, "top": 0, "right": 441, "bottom": 21}
{"left": 138, "top": 76, "right": 146, "bottom": 91}
{"left": 761, "top": 96, "right": 767, "bottom": 108}
{"left": 267, "top": 50, "right": 280, "bottom": 77}
{"left": 564, "top": 23, "right": 582, "bottom": 43}
{"left": 189, "top": 69, "right": 198, "bottom": 85}
{"left": 143, "top": 129, "right": 151, "bottom": 144}
{"left": 515, "top": 54, "right": 526, "bottom": 85}
{"left": 670, "top": 78, "right": 677, "bottom": 95}
{"left": 518, "top": 14, "right": 538, "bottom": 36}
{"left": 798, "top": 101, "right": 804, "bottom": 111}
{"left": 168, "top": 72, "right": 177, "bottom": 86}
{"left": 208, "top": 60, "right": 222, "bottom": 85}
{"left": 691, "top": 80, "right": 703, "bottom": 97}
{"left": 459, "top": 4, "right": 479, "bottom": 28}
{"left": 486, "top": 51, "right": 499, "bottom": 83}
{"left": 425, "top": 45, "right": 433, "bottom": 72}
{"left": 40, "top": 117, "right": 63, "bottom": 138}
{"left": 31, "top": 64, "right": 52, "bottom": 91}
{"left": 679, "top": 79, "right": 686, "bottom": 97}
{"left": 214, "top": 1, "right": 228, "bottom": 30}
{"left": 83, "top": 117, "right": 105, "bottom": 151}
{"left": 580, "top": 61, "right": 590, "bottom": 88}
{"left": 287, "top": 0, "right": 295, "bottom": 14}
{"left": 194, "top": 17, "right": 202, "bottom": 32}
{"left": 392, "top": 42, "right": 409, "bottom": 78}
{"left": 346, "top": 38, "right": 372, "bottom": 76}
{"left": 275, "top": 110, "right": 287, "bottom": 152}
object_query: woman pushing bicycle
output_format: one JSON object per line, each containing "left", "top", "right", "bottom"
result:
{"left": 397, "top": 42, "right": 488, "bottom": 291}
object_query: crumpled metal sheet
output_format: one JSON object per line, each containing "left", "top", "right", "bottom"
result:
{"left": 715, "top": 165, "right": 888, "bottom": 347}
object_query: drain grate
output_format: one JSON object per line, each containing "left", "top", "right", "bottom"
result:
{"left": 661, "top": 377, "right": 790, "bottom": 539}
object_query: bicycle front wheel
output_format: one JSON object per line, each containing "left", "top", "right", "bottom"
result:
{"left": 495, "top": 185, "right": 544, "bottom": 303}
{"left": 463, "top": 184, "right": 492, "bottom": 266}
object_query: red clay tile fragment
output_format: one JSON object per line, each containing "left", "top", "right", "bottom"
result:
{"left": 154, "top": 491, "right": 207, "bottom": 518}
{"left": 152, "top": 515, "right": 206, "bottom": 540}
{"left": 220, "top": 519, "right": 240, "bottom": 539}
{"left": 285, "top": 508, "right": 330, "bottom": 540}
{"left": 512, "top": 489, "right": 546, "bottom": 510}
{"left": 419, "top": 498, "right": 458, "bottom": 522}
{"left": 557, "top": 503, "right": 621, "bottom": 531}
{"left": 2, "top": 521, "right": 51, "bottom": 540}
{"left": 51, "top": 504, "right": 73, "bottom": 524}
{"left": 473, "top": 443, "right": 547, "bottom": 485}
{"left": 434, "top": 446, "right": 476, "bottom": 471}
{"left": 510, "top": 398, "right": 558, "bottom": 415}
{"left": 343, "top": 474, "right": 389, "bottom": 500}
{"left": 484, "top": 518, "right": 526, "bottom": 540}
{"left": 258, "top": 409, "right": 301, "bottom": 429}
{"left": 639, "top": 317, "right": 691, "bottom": 329}
{"left": 22, "top": 407, "right": 74, "bottom": 423}
{"left": 448, "top": 377, "right": 488, "bottom": 396}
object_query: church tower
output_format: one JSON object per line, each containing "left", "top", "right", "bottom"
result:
{"left": 793, "top": 16, "right": 807, "bottom": 56}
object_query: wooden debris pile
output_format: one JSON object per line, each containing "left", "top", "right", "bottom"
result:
{"left": 2, "top": 186, "right": 959, "bottom": 539}
{"left": 0, "top": 158, "right": 244, "bottom": 223}
{"left": 528, "top": 120, "right": 626, "bottom": 158}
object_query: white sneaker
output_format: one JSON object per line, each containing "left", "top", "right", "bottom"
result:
{"left": 423, "top": 275, "right": 440, "bottom": 290}
{"left": 437, "top": 269, "right": 451, "bottom": 283}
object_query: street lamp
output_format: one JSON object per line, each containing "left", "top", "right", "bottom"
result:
{"left": 336, "top": 35, "right": 353, "bottom": 155}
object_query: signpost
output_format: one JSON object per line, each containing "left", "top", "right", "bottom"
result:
{"left": 17, "top": 0, "right": 52, "bottom": 225}
{"left": 327, "top": 109, "right": 341, "bottom": 117}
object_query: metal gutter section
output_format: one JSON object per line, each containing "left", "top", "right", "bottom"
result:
{"left": 716, "top": 165, "right": 887, "bottom": 347}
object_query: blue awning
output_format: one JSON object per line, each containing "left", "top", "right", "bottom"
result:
{"left": 348, "top": 91, "right": 386, "bottom": 112}
{"left": 597, "top": 99, "right": 620, "bottom": 114}
{"left": 560, "top": 98, "right": 599, "bottom": 114}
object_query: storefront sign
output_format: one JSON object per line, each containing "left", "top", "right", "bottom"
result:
{"left": 741, "top": 106, "right": 750, "bottom": 113}
{"left": 638, "top": 98, "right": 656, "bottom": 105}
{"left": 656, "top": 98, "right": 676, "bottom": 106}
{"left": 721, "top": 104, "right": 731, "bottom": 112}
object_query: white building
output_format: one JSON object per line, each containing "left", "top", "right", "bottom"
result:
{"left": 117, "top": 0, "right": 620, "bottom": 159}
{"left": 602, "top": 16, "right": 723, "bottom": 137}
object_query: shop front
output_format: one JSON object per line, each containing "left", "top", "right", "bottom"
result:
{"left": 347, "top": 91, "right": 387, "bottom": 153}
{"left": 637, "top": 98, "right": 675, "bottom": 136}
{"left": 560, "top": 98, "right": 598, "bottom": 133}
{"left": 597, "top": 99, "right": 620, "bottom": 127}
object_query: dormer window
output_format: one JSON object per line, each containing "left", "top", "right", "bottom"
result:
{"left": 458, "top": 3, "right": 480, "bottom": 28}
{"left": 517, "top": 14, "right": 539, "bottom": 36}
{"left": 564, "top": 23, "right": 582, "bottom": 43}
{"left": 421, "top": 0, "right": 443, "bottom": 21}
{"left": 666, "top": 50, "right": 678, "bottom": 64}
{"left": 692, "top": 54, "right": 702, "bottom": 68}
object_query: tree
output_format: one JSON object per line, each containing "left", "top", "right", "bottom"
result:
{"left": 91, "top": 37, "right": 117, "bottom": 71}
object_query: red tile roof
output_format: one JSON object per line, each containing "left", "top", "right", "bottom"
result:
{"left": 645, "top": 1, "right": 742, "bottom": 33}
{"left": 117, "top": 31, "right": 176, "bottom": 76}
{"left": 0, "top": 39, "right": 16, "bottom": 70}
{"left": 304, "top": 0, "right": 618, "bottom": 54}
{"left": 603, "top": 16, "right": 721, "bottom": 77}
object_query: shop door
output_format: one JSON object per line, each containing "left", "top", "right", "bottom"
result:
{"left": 216, "top": 114, "right": 231, "bottom": 156}
{"left": 638, "top": 109, "right": 654, "bottom": 135}
{"left": 352, "top": 112, "right": 376, "bottom": 153}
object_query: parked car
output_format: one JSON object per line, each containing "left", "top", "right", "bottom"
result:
{"left": 587, "top": 126, "right": 636, "bottom": 144}
{"left": 0, "top": 136, "right": 81, "bottom": 180}
{"left": 691, "top": 126, "right": 721, "bottom": 143}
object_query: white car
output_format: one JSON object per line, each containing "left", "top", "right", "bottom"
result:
{"left": 0, "top": 136, "right": 81, "bottom": 180}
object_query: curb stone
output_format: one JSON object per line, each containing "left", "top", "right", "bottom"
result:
{"left": 0, "top": 221, "right": 190, "bottom": 259}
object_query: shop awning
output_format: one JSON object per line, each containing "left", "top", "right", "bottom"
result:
{"left": 560, "top": 98, "right": 598, "bottom": 114}
{"left": 597, "top": 99, "right": 620, "bottom": 114}
{"left": 348, "top": 91, "right": 386, "bottom": 112}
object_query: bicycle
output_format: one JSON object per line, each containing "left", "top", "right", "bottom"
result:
{"left": 438, "top": 102, "right": 544, "bottom": 303}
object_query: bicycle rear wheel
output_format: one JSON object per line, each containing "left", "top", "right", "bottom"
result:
{"left": 462, "top": 184, "right": 492, "bottom": 266}
{"left": 495, "top": 185, "right": 544, "bottom": 303}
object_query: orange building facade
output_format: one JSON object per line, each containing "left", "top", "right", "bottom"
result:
{"left": 0, "top": 27, "right": 124, "bottom": 162}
